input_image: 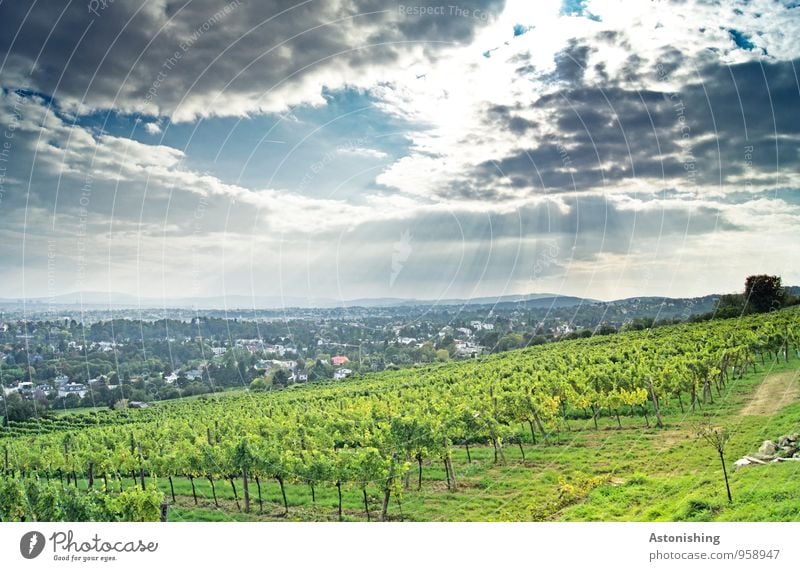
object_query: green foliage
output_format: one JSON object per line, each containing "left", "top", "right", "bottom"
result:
{"left": 0, "top": 477, "right": 163, "bottom": 522}
{"left": 745, "top": 274, "right": 786, "bottom": 313}
{"left": 249, "top": 377, "right": 269, "bottom": 391}
{"left": 0, "top": 307, "right": 797, "bottom": 521}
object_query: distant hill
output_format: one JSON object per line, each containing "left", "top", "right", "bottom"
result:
{"left": 0, "top": 288, "right": 795, "bottom": 313}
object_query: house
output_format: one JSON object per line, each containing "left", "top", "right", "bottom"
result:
{"left": 54, "top": 374, "right": 70, "bottom": 387}
{"left": 128, "top": 401, "right": 150, "bottom": 409}
{"left": 164, "top": 372, "right": 179, "bottom": 384}
{"left": 333, "top": 368, "right": 352, "bottom": 380}
{"left": 331, "top": 355, "right": 350, "bottom": 366}
{"left": 17, "top": 381, "right": 34, "bottom": 396}
{"left": 210, "top": 347, "right": 226, "bottom": 356}
{"left": 184, "top": 369, "right": 203, "bottom": 381}
{"left": 58, "top": 383, "right": 88, "bottom": 398}
{"left": 267, "top": 359, "right": 296, "bottom": 370}
{"left": 34, "top": 384, "right": 52, "bottom": 398}
{"left": 454, "top": 341, "right": 482, "bottom": 359}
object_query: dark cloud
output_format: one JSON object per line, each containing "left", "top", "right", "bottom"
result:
{"left": 486, "top": 104, "right": 537, "bottom": 134}
{"left": 0, "top": 0, "right": 505, "bottom": 120}
{"left": 551, "top": 40, "right": 593, "bottom": 85}
{"left": 466, "top": 57, "right": 800, "bottom": 198}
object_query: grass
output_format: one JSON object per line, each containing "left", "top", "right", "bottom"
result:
{"left": 138, "top": 354, "right": 800, "bottom": 522}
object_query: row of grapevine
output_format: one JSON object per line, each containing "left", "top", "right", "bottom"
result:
{"left": 0, "top": 307, "right": 798, "bottom": 520}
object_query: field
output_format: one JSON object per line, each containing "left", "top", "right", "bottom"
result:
{"left": 165, "top": 357, "right": 800, "bottom": 522}
{"left": 1, "top": 308, "right": 799, "bottom": 522}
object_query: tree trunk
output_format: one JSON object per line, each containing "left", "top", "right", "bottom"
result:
{"left": 208, "top": 476, "right": 218, "bottom": 507}
{"left": 87, "top": 462, "right": 94, "bottom": 488}
{"left": 591, "top": 405, "right": 599, "bottom": 430}
{"left": 615, "top": 410, "right": 621, "bottom": 429}
{"left": 189, "top": 475, "right": 197, "bottom": 504}
{"left": 416, "top": 453, "right": 423, "bottom": 490}
{"left": 532, "top": 409, "right": 548, "bottom": 444}
{"left": 517, "top": 439, "right": 525, "bottom": 461}
{"left": 168, "top": 476, "right": 176, "bottom": 502}
{"left": 139, "top": 466, "right": 146, "bottom": 491}
{"left": 446, "top": 454, "right": 456, "bottom": 490}
{"left": 465, "top": 442, "right": 472, "bottom": 463}
{"left": 362, "top": 488, "right": 370, "bottom": 521}
{"left": 230, "top": 477, "right": 240, "bottom": 511}
{"left": 719, "top": 450, "right": 732, "bottom": 503}
{"left": 677, "top": 393, "right": 684, "bottom": 413}
{"left": 380, "top": 454, "right": 397, "bottom": 521}
{"left": 255, "top": 476, "right": 262, "bottom": 512}
{"left": 242, "top": 466, "right": 250, "bottom": 513}
{"left": 310, "top": 482, "right": 316, "bottom": 505}
{"left": 103, "top": 474, "right": 108, "bottom": 493}
{"left": 277, "top": 476, "right": 288, "bottom": 515}
{"left": 528, "top": 419, "right": 537, "bottom": 445}
{"left": 647, "top": 378, "right": 663, "bottom": 428}
{"left": 336, "top": 481, "right": 343, "bottom": 521}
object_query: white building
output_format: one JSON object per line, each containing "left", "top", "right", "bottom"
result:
{"left": 58, "top": 383, "right": 88, "bottom": 398}
{"left": 333, "top": 368, "right": 352, "bottom": 380}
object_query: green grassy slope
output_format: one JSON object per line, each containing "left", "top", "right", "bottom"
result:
{"left": 162, "top": 355, "right": 800, "bottom": 522}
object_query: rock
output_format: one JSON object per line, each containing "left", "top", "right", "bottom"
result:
{"left": 758, "top": 440, "right": 778, "bottom": 456}
{"left": 744, "top": 455, "right": 767, "bottom": 464}
{"left": 778, "top": 435, "right": 796, "bottom": 447}
{"left": 734, "top": 458, "right": 752, "bottom": 469}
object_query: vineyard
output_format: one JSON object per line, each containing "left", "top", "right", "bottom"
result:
{"left": 1, "top": 307, "right": 799, "bottom": 522}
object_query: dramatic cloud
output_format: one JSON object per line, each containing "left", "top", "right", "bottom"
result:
{"left": 0, "top": 0, "right": 504, "bottom": 121}
{"left": 0, "top": 0, "right": 798, "bottom": 302}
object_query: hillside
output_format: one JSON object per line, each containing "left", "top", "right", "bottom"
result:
{"left": 0, "top": 307, "right": 798, "bottom": 522}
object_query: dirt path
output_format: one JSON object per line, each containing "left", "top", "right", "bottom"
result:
{"left": 739, "top": 368, "right": 800, "bottom": 415}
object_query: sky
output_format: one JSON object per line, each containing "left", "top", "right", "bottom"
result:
{"left": 0, "top": 0, "right": 798, "bottom": 305}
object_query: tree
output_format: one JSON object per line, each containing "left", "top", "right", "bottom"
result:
{"left": 697, "top": 424, "right": 733, "bottom": 503}
{"left": 249, "top": 377, "right": 269, "bottom": 392}
{"left": 270, "top": 368, "right": 291, "bottom": 388}
{"left": 232, "top": 439, "right": 255, "bottom": 513}
{"left": 744, "top": 275, "right": 785, "bottom": 313}
{"left": 2, "top": 393, "right": 37, "bottom": 423}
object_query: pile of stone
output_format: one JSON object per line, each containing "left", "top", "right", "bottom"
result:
{"left": 734, "top": 433, "right": 800, "bottom": 469}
